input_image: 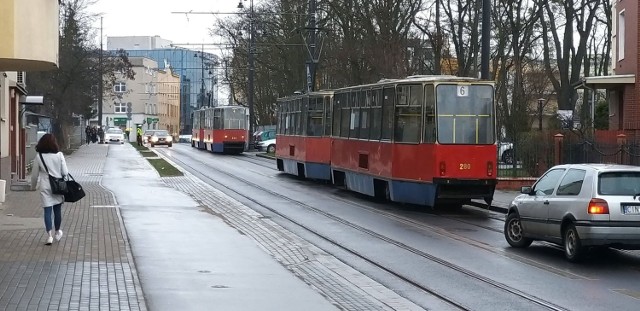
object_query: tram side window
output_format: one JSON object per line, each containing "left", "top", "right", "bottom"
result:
{"left": 370, "top": 89, "right": 382, "bottom": 140}
{"left": 297, "top": 99, "right": 304, "bottom": 135}
{"left": 394, "top": 85, "right": 423, "bottom": 143}
{"left": 324, "top": 96, "right": 332, "bottom": 136}
{"left": 205, "top": 109, "right": 211, "bottom": 129}
{"left": 307, "top": 97, "right": 323, "bottom": 136}
{"left": 341, "top": 97, "right": 350, "bottom": 138}
{"left": 213, "top": 109, "right": 222, "bottom": 129}
{"left": 333, "top": 94, "right": 343, "bottom": 137}
{"left": 381, "top": 87, "right": 395, "bottom": 140}
{"left": 423, "top": 85, "right": 436, "bottom": 143}
{"left": 359, "top": 90, "right": 370, "bottom": 139}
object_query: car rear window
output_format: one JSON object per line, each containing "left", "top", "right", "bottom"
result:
{"left": 598, "top": 172, "right": 640, "bottom": 195}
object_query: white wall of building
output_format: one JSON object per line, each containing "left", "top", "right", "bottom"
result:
{"left": 107, "top": 35, "right": 173, "bottom": 50}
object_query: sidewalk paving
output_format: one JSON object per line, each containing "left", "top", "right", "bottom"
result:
{"left": 0, "top": 144, "right": 145, "bottom": 310}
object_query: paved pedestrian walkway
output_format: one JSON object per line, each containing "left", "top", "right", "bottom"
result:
{"left": 0, "top": 145, "right": 146, "bottom": 311}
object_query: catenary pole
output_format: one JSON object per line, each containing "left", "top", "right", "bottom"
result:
{"left": 480, "top": 0, "right": 490, "bottom": 79}
{"left": 98, "top": 17, "right": 103, "bottom": 128}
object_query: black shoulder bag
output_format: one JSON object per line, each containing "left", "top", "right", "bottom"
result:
{"left": 64, "top": 174, "right": 86, "bottom": 203}
{"left": 39, "top": 153, "right": 68, "bottom": 195}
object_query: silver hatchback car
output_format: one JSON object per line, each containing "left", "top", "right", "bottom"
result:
{"left": 504, "top": 164, "right": 640, "bottom": 261}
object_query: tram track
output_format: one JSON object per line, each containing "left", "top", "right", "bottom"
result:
{"left": 158, "top": 146, "right": 570, "bottom": 311}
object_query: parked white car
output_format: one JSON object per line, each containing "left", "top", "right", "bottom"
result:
{"left": 257, "top": 138, "right": 276, "bottom": 153}
{"left": 104, "top": 128, "right": 125, "bottom": 144}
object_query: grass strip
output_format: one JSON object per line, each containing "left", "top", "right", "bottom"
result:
{"left": 140, "top": 151, "right": 157, "bottom": 157}
{"left": 146, "top": 158, "right": 183, "bottom": 177}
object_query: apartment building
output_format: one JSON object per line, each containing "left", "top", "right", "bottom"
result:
{"left": 0, "top": 0, "right": 59, "bottom": 191}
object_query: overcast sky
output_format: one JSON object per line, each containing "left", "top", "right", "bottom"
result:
{"left": 89, "top": 0, "right": 243, "bottom": 52}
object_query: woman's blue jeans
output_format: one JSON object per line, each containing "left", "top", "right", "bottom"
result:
{"left": 43, "top": 203, "right": 62, "bottom": 232}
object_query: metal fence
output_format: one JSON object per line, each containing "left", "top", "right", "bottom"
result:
{"left": 497, "top": 130, "right": 640, "bottom": 178}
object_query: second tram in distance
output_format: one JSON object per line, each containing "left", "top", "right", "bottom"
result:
{"left": 192, "top": 105, "right": 248, "bottom": 154}
{"left": 275, "top": 75, "right": 497, "bottom": 207}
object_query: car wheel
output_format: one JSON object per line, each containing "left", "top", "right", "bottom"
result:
{"left": 504, "top": 212, "right": 533, "bottom": 248}
{"left": 502, "top": 149, "right": 514, "bottom": 164}
{"left": 564, "top": 224, "right": 584, "bottom": 262}
{"left": 267, "top": 144, "right": 276, "bottom": 153}
{"left": 168, "top": 143, "right": 173, "bottom": 147}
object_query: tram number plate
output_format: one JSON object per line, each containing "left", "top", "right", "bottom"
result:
{"left": 459, "top": 163, "right": 471, "bottom": 170}
{"left": 623, "top": 205, "right": 640, "bottom": 215}
{"left": 457, "top": 85, "right": 469, "bottom": 97}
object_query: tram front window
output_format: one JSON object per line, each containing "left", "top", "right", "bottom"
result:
{"left": 436, "top": 84, "right": 494, "bottom": 144}
{"left": 223, "top": 108, "right": 247, "bottom": 129}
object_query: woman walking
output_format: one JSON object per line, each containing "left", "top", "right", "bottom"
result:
{"left": 30, "top": 134, "right": 69, "bottom": 245}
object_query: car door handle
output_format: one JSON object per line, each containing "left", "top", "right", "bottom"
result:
{"left": 543, "top": 200, "right": 549, "bottom": 205}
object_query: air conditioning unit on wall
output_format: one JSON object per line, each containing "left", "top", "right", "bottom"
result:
{"left": 16, "top": 72, "right": 25, "bottom": 87}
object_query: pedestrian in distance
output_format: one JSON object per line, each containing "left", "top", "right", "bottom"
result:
{"left": 85, "top": 125, "right": 91, "bottom": 145}
{"left": 30, "top": 134, "right": 69, "bottom": 245}
{"left": 91, "top": 126, "right": 98, "bottom": 143}
{"left": 136, "top": 127, "right": 143, "bottom": 146}
{"left": 97, "top": 126, "right": 104, "bottom": 144}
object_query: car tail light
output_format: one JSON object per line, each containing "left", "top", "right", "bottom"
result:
{"left": 439, "top": 161, "right": 446, "bottom": 176}
{"left": 588, "top": 198, "right": 609, "bottom": 214}
{"left": 487, "top": 161, "right": 493, "bottom": 176}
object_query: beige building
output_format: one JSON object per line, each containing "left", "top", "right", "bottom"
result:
{"left": 156, "top": 68, "right": 180, "bottom": 136}
{"left": 1, "top": 0, "right": 59, "bottom": 196}
{"left": 99, "top": 57, "right": 180, "bottom": 138}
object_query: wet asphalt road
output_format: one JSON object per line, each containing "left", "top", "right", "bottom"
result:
{"left": 156, "top": 144, "right": 640, "bottom": 311}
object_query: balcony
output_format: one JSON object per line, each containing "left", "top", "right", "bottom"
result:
{"left": 0, "top": 0, "right": 59, "bottom": 71}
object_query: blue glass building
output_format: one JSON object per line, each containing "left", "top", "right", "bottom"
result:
{"left": 113, "top": 47, "right": 219, "bottom": 134}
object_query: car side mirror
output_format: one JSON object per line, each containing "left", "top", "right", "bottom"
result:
{"left": 521, "top": 186, "right": 532, "bottom": 195}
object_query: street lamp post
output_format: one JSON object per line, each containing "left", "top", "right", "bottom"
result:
{"left": 538, "top": 98, "right": 545, "bottom": 131}
{"left": 238, "top": 0, "right": 255, "bottom": 149}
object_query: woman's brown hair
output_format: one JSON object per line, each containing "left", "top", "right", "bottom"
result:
{"left": 35, "top": 133, "right": 60, "bottom": 154}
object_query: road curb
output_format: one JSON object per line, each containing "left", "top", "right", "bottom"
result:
{"left": 468, "top": 200, "right": 509, "bottom": 214}
{"left": 256, "top": 153, "right": 275, "bottom": 160}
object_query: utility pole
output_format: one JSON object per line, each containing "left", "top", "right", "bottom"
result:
{"left": 480, "top": 0, "right": 490, "bottom": 79}
{"left": 98, "top": 17, "right": 103, "bottom": 128}
{"left": 306, "top": 0, "right": 317, "bottom": 92}
{"left": 199, "top": 44, "right": 205, "bottom": 109}
{"left": 248, "top": 0, "right": 255, "bottom": 148}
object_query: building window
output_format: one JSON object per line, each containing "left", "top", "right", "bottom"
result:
{"left": 114, "top": 102, "right": 126, "bottom": 113}
{"left": 114, "top": 82, "right": 126, "bottom": 93}
{"left": 618, "top": 10, "right": 625, "bottom": 60}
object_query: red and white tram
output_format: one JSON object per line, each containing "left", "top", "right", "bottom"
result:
{"left": 192, "top": 105, "right": 248, "bottom": 154}
{"left": 275, "top": 76, "right": 497, "bottom": 207}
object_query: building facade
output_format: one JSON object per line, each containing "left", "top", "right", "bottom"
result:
{"left": 1, "top": 0, "right": 59, "bottom": 194}
{"left": 100, "top": 57, "right": 169, "bottom": 137}
{"left": 581, "top": 0, "right": 638, "bottom": 136}
{"left": 107, "top": 36, "right": 219, "bottom": 135}
{"left": 156, "top": 68, "right": 181, "bottom": 136}
{"left": 107, "top": 36, "right": 172, "bottom": 50}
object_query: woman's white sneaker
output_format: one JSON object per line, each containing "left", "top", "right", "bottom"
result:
{"left": 45, "top": 236, "right": 53, "bottom": 245}
{"left": 55, "top": 230, "right": 63, "bottom": 241}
